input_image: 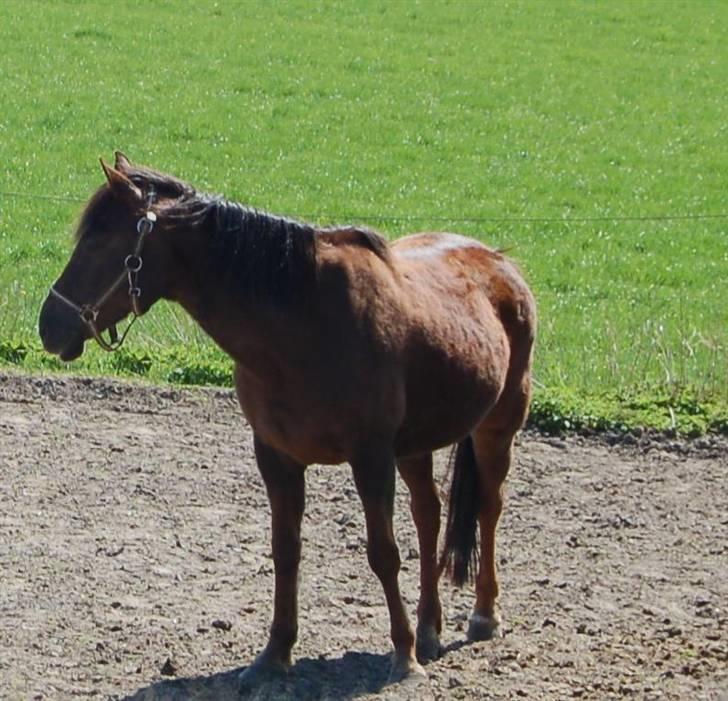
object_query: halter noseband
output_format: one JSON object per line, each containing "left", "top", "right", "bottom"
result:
{"left": 49, "top": 209, "right": 157, "bottom": 353}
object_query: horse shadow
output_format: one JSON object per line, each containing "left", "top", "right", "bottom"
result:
{"left": 121, "top": 650, "right": 406, "bottom": 701}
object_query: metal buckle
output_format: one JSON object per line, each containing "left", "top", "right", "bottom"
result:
{"left": 136, "top": 211, "right": 157, "bottom": 235}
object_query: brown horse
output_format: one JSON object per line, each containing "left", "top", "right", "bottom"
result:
{"left": 39, "top": 153, "right": 536, "bottom": 687}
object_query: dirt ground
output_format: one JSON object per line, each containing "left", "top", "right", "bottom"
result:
{"left": 1, "top": 372, "right": 726, "bottom": 701}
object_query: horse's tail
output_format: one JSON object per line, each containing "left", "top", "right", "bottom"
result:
{"left": 439, "top": 436, "right": 480, "bottom": 587}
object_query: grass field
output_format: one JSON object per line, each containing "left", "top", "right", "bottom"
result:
{"left": 1, "top": 1, "right": 726, "bottom": 433}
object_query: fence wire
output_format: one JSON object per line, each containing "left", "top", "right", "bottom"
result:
{"left": 1, "top": 188, "right": 726, "bottom": 225}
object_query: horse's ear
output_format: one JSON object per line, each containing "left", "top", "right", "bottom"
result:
{"left": 114, "top": 151, "right": 132, "bottom": 171}
{"left": 100, "top": 158, "right": 143, "bottom": 206}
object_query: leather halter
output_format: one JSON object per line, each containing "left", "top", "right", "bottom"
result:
{"left": 49, "top": 210, "right": 157, "bottom": 352}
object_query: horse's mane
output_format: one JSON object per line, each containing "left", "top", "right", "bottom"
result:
{"left": 175, "top": 195, "right": 391, "bottom": 307}
{"left": 77, "top": 165, "right": 391, "bottom": 307}
{"left": 202, "top": 198, "right": 320, "bottom": 307}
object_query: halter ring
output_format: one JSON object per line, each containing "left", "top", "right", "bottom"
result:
{"left": 125, "top": 254, "right": 143, "bottom": 272}
{"left": 80, "top": 306, "right": 99, "bottom": 324}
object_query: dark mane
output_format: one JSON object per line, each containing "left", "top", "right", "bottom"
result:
{"left": 79, "top": 165, "right": 391, "bottom": 307}
{"left": 74, "top": 165, "right": 192, "bottom": 243}
{"left": 156, "top": 182, "right": 391, "bottom": 308}
{"left": 204, "top": 198, "right": 319, "bottom": 307}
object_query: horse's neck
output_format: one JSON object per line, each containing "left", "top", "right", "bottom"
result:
{"left": 164, "top": 225, "right": 290, "bottom": 363}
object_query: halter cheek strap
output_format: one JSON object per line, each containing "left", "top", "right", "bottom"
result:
{"left": 49, "top": 210, "right": 157, "bottom": 353}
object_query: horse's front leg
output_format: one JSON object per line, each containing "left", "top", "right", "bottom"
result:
{"left": 239, "top": 435, "right": 305, "bottom": 686}
{"left": 351, "top": 441, "right": 426, "bottom": 684}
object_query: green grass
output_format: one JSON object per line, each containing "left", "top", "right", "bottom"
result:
{"left": 1, "top": 1, "right": 726, "bottom": 434}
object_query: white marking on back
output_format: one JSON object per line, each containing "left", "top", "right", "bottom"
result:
{"left": 394, "top": 234, "right": 486, "bottom": 260}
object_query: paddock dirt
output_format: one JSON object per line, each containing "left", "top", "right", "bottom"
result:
{"left": 1, "top": 372, "right": 726, "bottom": 701}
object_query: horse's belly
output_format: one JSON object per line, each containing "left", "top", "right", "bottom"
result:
{"left": 395, "top": 320, "right": 510, "bottom": 457}
{"left": 234, "top": 363, "right": 371, "bottom": 465}
{"left": 395, "top": 376, "right": 502, "bottom": 457}
{"left": 236, "top": 389, "right": 350, "bottom": 465}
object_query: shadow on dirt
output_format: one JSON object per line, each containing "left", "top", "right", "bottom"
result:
{"left": 121, "top": 651, "right": 394, "bottom": 701}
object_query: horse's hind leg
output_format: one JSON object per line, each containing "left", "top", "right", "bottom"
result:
{"left": 398, "top": 453, "right": 443, "bottom": 662}
{"left": 468, "top": 371, "right": 531, "bottom": 641}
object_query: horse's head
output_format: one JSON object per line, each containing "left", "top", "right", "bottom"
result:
{"left": 39, "top": 153, "right": 185, "bottom": 360}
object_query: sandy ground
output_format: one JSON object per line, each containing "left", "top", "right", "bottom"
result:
{"left": 0, "top": 372, "right": 726, "bottom": 701}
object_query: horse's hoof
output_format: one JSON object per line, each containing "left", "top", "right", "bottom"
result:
{"left": 238, "top": 658, "right": 288, "bottom": 692}
{"left": 416, "top": 624, "right": 443, "bottom": 663}
{"left": 387, "top": 653, "right": 428, "bottom": 685}
{"left": 467, "top": 611, "right": 501, "bottom": 641}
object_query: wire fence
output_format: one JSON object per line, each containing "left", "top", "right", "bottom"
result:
{"left": 1, "top": 188, "right": 727, "bottom": 226}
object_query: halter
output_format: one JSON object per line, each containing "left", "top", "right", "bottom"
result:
{"left": 49, "top": 208, "right": 157, "bottom": 353}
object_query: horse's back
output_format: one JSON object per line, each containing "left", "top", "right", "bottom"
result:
{"left": 392, "top": 232, "right": 535, "bottom": 352}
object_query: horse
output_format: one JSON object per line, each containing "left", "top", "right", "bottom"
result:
{"left": 39, "top": 153, "right": 536, "bottom": 687}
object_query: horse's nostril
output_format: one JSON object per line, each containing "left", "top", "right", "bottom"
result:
{"left": 39, "top": 293, "right": 81, "bottom": 354}
{"left": 38, "top": 297, "right": 54, "bottom": 344}
{"left": 39, "top": 313, "right": 60, "bottom": 352}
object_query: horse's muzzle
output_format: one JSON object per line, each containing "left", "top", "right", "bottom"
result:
{"left": 39, "top": 294, "right": 87, "bottom": 361}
